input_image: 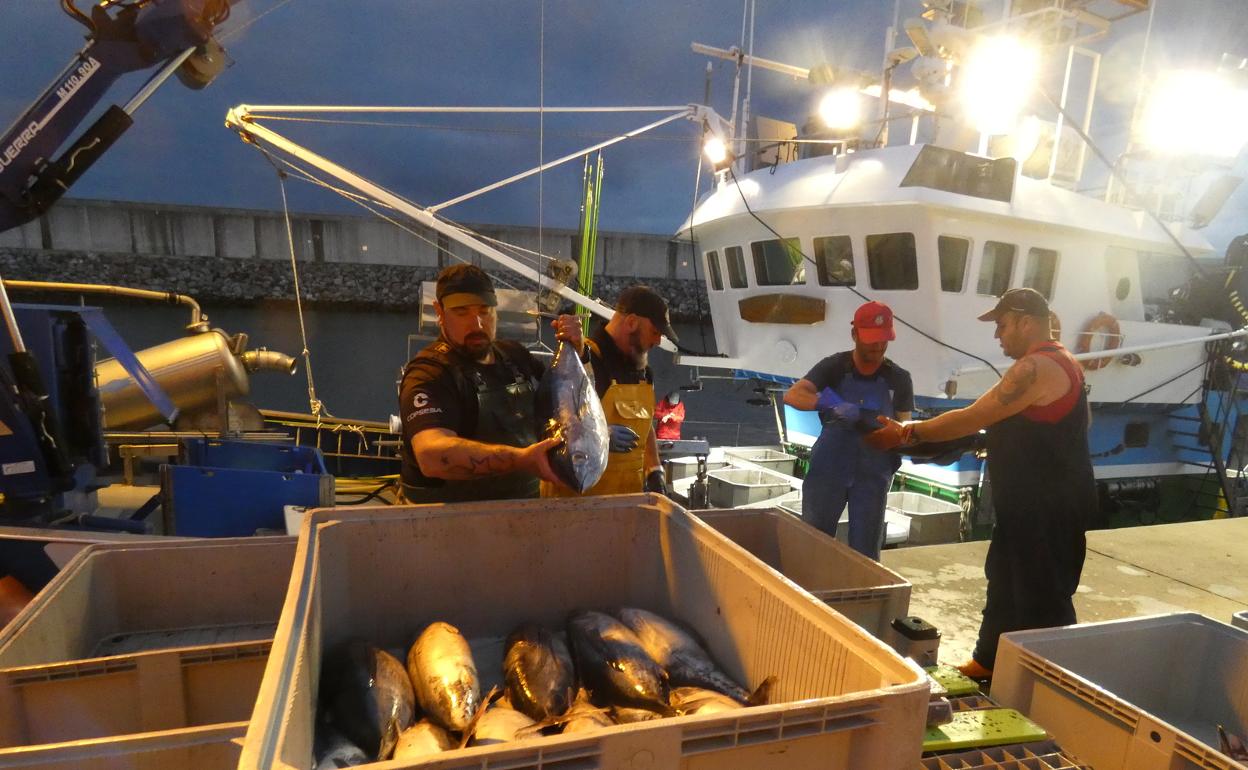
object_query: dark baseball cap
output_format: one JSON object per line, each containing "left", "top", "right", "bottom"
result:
{"left": 617, "top": 285, "right": 678, "bottom": 342}
{"left": 436, "top": 264, "right": 498, "bottom": 309}
{"left": 978, "top": 288, "right": 1050, "bottom": 322}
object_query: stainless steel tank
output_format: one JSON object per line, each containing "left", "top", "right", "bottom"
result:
{"left": 96, "top": 329, "right": 293, "bottom": 430}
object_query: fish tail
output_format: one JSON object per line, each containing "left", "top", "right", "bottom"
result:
{"left": 746, "top": 675, "right": 777, "bottom": 707}
{"left": 458, "top": 685, "right": 501, "bottom": 750}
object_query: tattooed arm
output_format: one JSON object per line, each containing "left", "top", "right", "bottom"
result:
{"left": 900, "top": 354, "right": 1066, "bottom": 443}
{"left": 411, "top": 428, "right": 564, "bottom": 484}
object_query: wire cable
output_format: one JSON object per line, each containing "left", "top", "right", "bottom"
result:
{"left": 724, "top": 165, "right": 1004, "bottom": 377}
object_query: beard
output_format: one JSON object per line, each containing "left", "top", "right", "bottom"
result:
{"left": 455, "top": 332, "right": 492, "bottom": 361}
{"left": 626, "top": 329, "right": 649, "bottom": 368}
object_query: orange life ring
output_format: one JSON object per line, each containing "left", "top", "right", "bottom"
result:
{"left": 1076, "top": 312, "right": 1121, "bottom": 370}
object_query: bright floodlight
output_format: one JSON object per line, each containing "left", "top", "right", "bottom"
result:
{"left": 703, "top": 135, "right": 729, "bottom": 165}
{"left": 960, "top": 36, "right": 1039, "bottom": 136}
{"left": 1140, "top": 70, "right": 1248, "bottom": 158}
{"left": 819, "top": 88, "right": 861, "bottom": 130}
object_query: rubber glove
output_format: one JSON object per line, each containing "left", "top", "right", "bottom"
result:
{"left": 609, "top": 424, "right": 640, "bottom": 453}
{"left": 863, "top": 416, "right": 914, "bottom": 451}
{"left": 644, "top": 469, "right": 667, "bottom": 496}
{"left": 814, "top": 387, "right": 844, "bottom": 410}
{"left": 830, "top": 401, "right": 861, "bottom": 423}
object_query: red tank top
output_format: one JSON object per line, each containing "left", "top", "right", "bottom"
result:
{"left": 1020, "top": 342, "right": 1084, "bottom": 424}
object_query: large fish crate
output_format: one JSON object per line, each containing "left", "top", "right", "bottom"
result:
{"left": 241, "top": 494, "right": 930, "bottom": 770}
{"left": 0, "top": 721, "right": 246, "bottom": 770}
{"left": 0, "top": 538, "right": 293, "bottom": 761}
{"left": 706, "top": 467, "right": 792, "bottom": 507}
{"left": 992, "top": 613, "right": 1248, "bottom": 770}
{"left": 695, "top": 507, "right": 911, "bottom": 639}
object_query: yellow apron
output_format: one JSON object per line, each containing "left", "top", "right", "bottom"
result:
{"left": 542, "top": 379, "right": 655, "bottom": 497}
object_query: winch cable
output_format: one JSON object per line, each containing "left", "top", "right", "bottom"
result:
{"left": 724, "top": 165, "right": 1004, "bottom": 377}
{"left": 217, "top": 0, "right": 297, "bottom": 45}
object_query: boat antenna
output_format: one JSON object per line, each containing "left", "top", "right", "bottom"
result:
{"left": 723, "top": 165, "right": 1004, "bottom": 377}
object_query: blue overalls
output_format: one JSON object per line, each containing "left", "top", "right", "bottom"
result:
{"left": 802, "top": 370, "right": 901, "bottom": 560}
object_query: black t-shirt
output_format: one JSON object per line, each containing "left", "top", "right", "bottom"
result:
{"left": 398, "top": 338, "right": 544, "bottom": 445}
{"left": 586, "top": 325, "right": 653, "bottom": 400}
{"left": 803, "top": 351, "right": 914, "bottom": 414}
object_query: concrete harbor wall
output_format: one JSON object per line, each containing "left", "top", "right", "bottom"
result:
{"left": 0, "top": 198, "right": 714, "bottom": 319}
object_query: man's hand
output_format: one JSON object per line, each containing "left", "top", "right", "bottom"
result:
{"left": 660, "top": 413, "right": 675, "bottom": 423}
{"left": 522, "top": 435, "right": 569, "bottom": 487}
{"left": 863, "top": 415, "right": 915, "bottom": 451}
{"left": 644, "top": 468, "right": 667, "bottom": 496}
{"left": 815, "top": 387, "right": 844, "bottom": 410}
{"left": 609, "top": 424, "right": 640, "bottom": 453}
{"left": 551, "top": 314, "right": 584, "bottom": 356}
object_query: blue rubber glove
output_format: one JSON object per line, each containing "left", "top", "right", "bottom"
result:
{"left": 609, "top": 424, "right": 640, "bottom": 453}
{"left": 814, "top": 387, "right": 844, "bottom": 410}
{"left": 644, "top": 469, "right": 667, "bottom": 496}
{"left": 830, "top": 401, "right": 860, "bottom": 423}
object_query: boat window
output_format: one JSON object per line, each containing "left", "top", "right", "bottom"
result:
{"left": 899, "top": 145, "right": 1016, "bottom": 203}
{"left": 813, "top": 236, "right": 855, "bottom": 286}
{"left": 866, "top": 232, "right": 918, "bottom": 291}
{"left": 938, "top": 236, "right": 970, "bottom": 293}
{"left": 705, "top": 250, "right": 724, "bottom": 291}
{"left": 725, "top": 246, "right": 748, "bottom": 288}
{"left": 977, "top": 241, "right": 1016, "bottom": 296}
{"left": 751, "top": 238, "right": 806, "bottom": 286}
{"left": 1023, "top": 247, "right": 1059, "bottom": 299}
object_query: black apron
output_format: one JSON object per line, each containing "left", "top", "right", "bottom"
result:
{"left": 400, "top": 341, "right": 539, "bottom": 503}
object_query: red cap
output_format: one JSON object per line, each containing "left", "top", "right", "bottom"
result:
{"left": 853, "top": 301, "right": 895, "bottom": 344}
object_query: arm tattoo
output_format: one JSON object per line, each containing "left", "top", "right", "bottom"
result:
{"left": 996, "top": 358, "right": 1038, "bottom": 406}
{"left": 432, "top": 439, "right": 518, "bottom": 479}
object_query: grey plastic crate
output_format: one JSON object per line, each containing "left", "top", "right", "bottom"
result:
{"left": 887, "top": 491, "right": 962, "bottom": 545}
{"left": 664, "top": 456, "right": 726, "bottom": 482}
{"left": 993, "top": 613, "right": 1248, "bottom": 770}
{"left": 723, "top": 447, "right": 798, "bottom": 475}
{"left": 707, "top": 467, "right": 793, "bottom": 507}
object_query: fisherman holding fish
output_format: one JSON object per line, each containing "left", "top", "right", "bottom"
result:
{"left": 398, "top": 264, "right": 585, "bottom": 502}
{"left": 782, "top": 301, "right": 913, "bottom": 560}
{"left": 542, "top": 285, "right": 676, "bottom": 497}
{"left": 867, "top": 288, "right": 1095, "bottom": 680}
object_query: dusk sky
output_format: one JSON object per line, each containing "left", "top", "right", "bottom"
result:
{"left": 1, "top": 0, "right": 1246, "bottom": 249}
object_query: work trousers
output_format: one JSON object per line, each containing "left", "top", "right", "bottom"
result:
{"left": 802, "top": 468, "right": 892, "bottom": 561}
{"left": 971, "top": 521, "right": 1086, "bottom": 669}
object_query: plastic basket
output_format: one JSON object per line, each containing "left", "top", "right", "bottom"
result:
{"left": 695, "top": 507, "right": 911, "bottom": 638}
{"left": 993, "top": 613, "right": 1248, "bottom": 770}
{"left": 241, "top": 494, "right": 930, "bottom": 769}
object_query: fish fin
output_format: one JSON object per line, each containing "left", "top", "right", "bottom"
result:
{"left": 746, "top": 676, "right": 777, "bottom": 707}
{"left": 458, "top": 685, "right": 501, "bottom": 750}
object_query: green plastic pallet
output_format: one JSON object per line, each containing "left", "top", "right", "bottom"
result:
{"left": 918, "top": 739, "right": 1087, "bottom": 769}
{"left": 923, "top": 707, "right": 1048, "bottom": 752}
{"left": 926, "top": 665, "right": 981, "bottom": 697}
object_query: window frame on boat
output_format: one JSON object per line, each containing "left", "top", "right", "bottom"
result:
{"left": 937, "top": 235, "right": 972, "bottom": 293}
{"left": 750, "top": 237, "right": 807, "bottom": 286}
{"left": 813, "top": 235, "right": 856, "bottom": 287}
{"left": 724, "top": 245, "right": 748, "bottom": 288}
{"left": 705, "top": 249, "right": 724, "bottom": 291}
{"left": 1023, "top": 246, "right": 1059, "bottom": 300}
{"left": 977, "top": 240, "right": 1017, "bottom": 297}
{"left": 866, "top": 231, "right": 919, "bottom": 291}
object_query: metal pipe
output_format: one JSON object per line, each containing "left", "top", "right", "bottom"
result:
{"left": 0, "top": 272, "right": 26, "bottom": 353}
{"left": 122, "top": 47, "right": 196, "bottom": 115}
{"left": 241, "top": 349, "right": 297, "bottom": 375}
{"left": 3, "top": 280, "right": 204, "bottom": 327}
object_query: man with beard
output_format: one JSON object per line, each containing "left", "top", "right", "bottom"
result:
{"left": 399, "top": 264, "right": 583, "bottom": 502}
{"left": 782, "top": 301, "right": 912, "bottom": 560}
{"left": 866, "top": 288, "right": 1095, "bottom": 679}
{"left": 541, "top": 285, "right": 677, "bottom": 497}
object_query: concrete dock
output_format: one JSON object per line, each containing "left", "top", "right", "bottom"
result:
{"left": 882, "top": 516, "right": 1248, "bottom": 665}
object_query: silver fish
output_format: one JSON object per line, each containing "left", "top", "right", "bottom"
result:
{"left": 670, "top": 686, "right": 745, "bottom": 716}
{"left": 320, "top": 640, "right": 415, "bottom": 761}
{"left": 616, "top": 607, "right": 749, "bottom": 703}
{"left": 392, "top": 720, "right": 455, "bottom": 762}
{"left": 503, "top": 623, "right": 575, "bottom": 721}
{"left": 560, "top": 688, "right": 615, "bottom": 734}
{"left": 469, "top": 703, "right": 539, "bottom": 746}
{"left": 566, "top": 610, "right": 674, "bottom": 716}
{"left": 536, "top": 341, "right": 609, "bottom": 492}
{"left": 407, "top": 621, "right": 482, "bottom": 732}
{"left": 312, "top": 725, "right": 369, "bottom": 769}
{"left": 611, "top": 706, "right": 665, "bottom": 724}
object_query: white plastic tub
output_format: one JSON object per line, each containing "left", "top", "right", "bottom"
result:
{"left": 707, "top": 467, "right": 792, "bottom": 507}
{"left": 722, "top": 447, "right": 798, "bottom": 476}
{"left": 240, "top": 494, "right": 930, "bottom": 769}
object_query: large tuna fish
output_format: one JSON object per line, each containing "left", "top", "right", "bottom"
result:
{"left": 406, "top": 622, "right": 482, "bottom": 732}
{"left": 392, "top": 720, "right": 455, "bottom": 762}
{"left": 616, "top": 608, "right": 750, "bottom": 703}
{"left": 503, "top": 623, "right": 575, "bottom": 721}
{"left": 469, "top": 703, "right": 539, "bottom": 746}
{"left": 535, "top": 341, "right": 609, "bottom": 492}
{"left": 670, "top": 686, "right": 746, "bottom": 716}
{"left": 319, "top": 640, "right": 415, "bottom": 761}
{"left": 560, "top": 688, "right": 614, "bottom": 734}
{"left": 566, "top": 610, "right": 674, "bottom": 716}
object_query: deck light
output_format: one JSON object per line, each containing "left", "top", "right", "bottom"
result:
{"left": 703, "top": 135, "right": 730, "bottom": 166}
{"left": 1140, "top": 70, "right": 1248, "bottom": 158}
{"left": 818, "top": 88, "right": 861, "bottom": 130}
{"left": 960, "top": 36, "right": 1039, "bottom": 136}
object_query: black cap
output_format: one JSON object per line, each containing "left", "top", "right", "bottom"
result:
{"left": 978, "top": 288, "right": 1049, "bottom": 322}
{"left": 436, "top": 264, "right": 497, "bottom": 309}
{"left": 617, "top": 285, "right": 678, "bottom": 342}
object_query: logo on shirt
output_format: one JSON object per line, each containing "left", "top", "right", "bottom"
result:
{"left": 406, "top": 391, "right": 442, "bottom": 419}
{"left": 413, "top": 392, "right": 430, "bottom": 409}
